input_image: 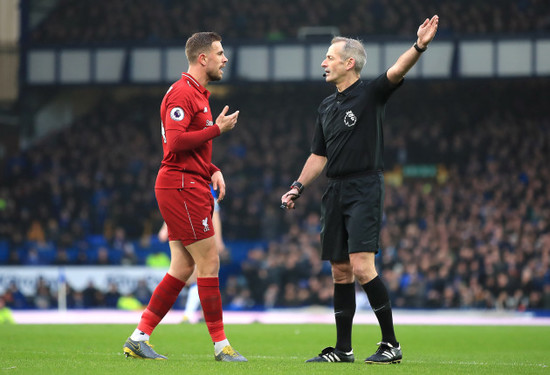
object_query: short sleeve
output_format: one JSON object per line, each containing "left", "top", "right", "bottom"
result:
{"left": 375, "top": 71, "right": 404, "bottom": 103}
{"left": 310, "top": 114, "right": 327, "bottom": 156}
{"left": 163, "top": 86, "right": 194, "bottom": 132}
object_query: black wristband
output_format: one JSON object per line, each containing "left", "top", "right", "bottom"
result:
{"left": 413, "top": 42, "right": 427, "bottom": 53}
{"left": 290, "top": 181, "right": 304, "bottom": 194}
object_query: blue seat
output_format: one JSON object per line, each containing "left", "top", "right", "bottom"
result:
{"left": 0, "top": 241, "right": 9, "bottom": 263}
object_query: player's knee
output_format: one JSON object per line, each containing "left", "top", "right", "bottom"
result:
{"left": 195, "top": 259, "right": 220, "bottom": 277}
{"left": 169, "top": 263, "right": 195, "bottom": 281}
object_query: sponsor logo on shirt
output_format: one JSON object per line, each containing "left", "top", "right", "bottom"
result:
{"left": 170, "top": 107, "right": 184, "bottom": 121}
{"left": 206, "top": 119, "right": 213, "bottom": 127}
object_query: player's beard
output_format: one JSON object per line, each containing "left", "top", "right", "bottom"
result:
{"left": 207, "top": 68, "right": 223, "bottom": 82}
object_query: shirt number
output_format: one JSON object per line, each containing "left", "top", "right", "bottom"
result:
{"left": 160, "top": 121, "right": 167, "bottom": 144}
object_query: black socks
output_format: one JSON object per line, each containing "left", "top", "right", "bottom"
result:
{"left": 362, "top": 276, "right": 398, "bottom": 347}
{"left": 333, "top": 282, "right": 356, "bottom": 352}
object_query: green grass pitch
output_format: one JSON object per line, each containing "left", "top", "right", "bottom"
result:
{"left": 3, "top": 323, "right": 549, "bottom": 374}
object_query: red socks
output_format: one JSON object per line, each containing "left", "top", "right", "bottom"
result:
{"left": 138, "top": 273, "right": 185, "bottom": 335}
{"left": 137, "top": 274, "right": 226, "bottom": 343}
{"left": 197, "top": 277, "right": 226, "bottom": 342}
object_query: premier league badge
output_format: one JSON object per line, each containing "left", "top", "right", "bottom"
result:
{"left": 344, "top": 110, "right": 357, "bottom": 127}
{"left": 170, "top": 107, "right": 184, "bottom": 121}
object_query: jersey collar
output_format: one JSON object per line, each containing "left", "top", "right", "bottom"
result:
{"left": 181, "top": 72, "right": 210, "bottom": 98}
{"left": 336, "top": 79, "right": 361, "bottom": 101}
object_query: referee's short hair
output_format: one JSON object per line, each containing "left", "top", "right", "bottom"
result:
{"left": 331, "top": 37, "right": 367, "bottom": 74}
{"left": 186, "top": 32, "right": 222, "bottom": 64}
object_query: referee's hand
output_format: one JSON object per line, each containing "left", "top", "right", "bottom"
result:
{"left": 280, "top": 188, "right": 300, "bottom": 210}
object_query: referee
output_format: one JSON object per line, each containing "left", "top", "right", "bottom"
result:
{"left": 281, "top": 15, "right": 439, "bottom": 364}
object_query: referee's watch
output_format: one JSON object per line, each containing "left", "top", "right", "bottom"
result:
{"left": 290, "top": 181, "right": 304, "bottom": 195}
{"left": 413, "top": 42, "right": 427, "bottom": 53}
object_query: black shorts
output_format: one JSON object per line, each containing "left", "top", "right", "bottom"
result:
{"left": 320, "top": 172, "right": 384, "bottom": 261}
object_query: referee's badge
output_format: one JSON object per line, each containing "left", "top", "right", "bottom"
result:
{"left": 170, "top": 107, "right": 185, "bottom": 121}
{"left": 344, "top": 110, "right": 357, "bottom": 127}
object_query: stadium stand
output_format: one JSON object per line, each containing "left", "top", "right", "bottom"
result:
{"left": 2, "top": 0, "right": 549, "bottom": 313}
{"left": 26, "top": 0, "right": 550, "bottom": 44}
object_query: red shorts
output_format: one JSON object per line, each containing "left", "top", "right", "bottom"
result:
{"left": 155, "top": 187, "right": 215, "bottom": 246}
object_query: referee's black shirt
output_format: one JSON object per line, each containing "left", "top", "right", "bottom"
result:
{"left": 311, "top": 72, "right": 402, "bottom": 179}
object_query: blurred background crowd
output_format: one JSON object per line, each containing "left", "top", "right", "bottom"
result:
{"left": 27, "top": 0, "right": 550, "bottom": 44}
{"left": 1, "top": 0, "right": 549, "bottom": 314}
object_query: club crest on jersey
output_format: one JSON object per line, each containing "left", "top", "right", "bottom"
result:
{"left": 202, "top": 217, "right": 210, "bottom": 232}
{"left": 203, "top": 107, "right": 208, "bottom": 113}
{"left": 170, "top": 107, "right": 184, "bottom": 121}
{"left": 344, "top": 110, "right": 357, "bottom": 127}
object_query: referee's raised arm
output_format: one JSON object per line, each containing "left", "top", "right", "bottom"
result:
{"left": 387, "top": 15, "right": 439, "bottom": 84}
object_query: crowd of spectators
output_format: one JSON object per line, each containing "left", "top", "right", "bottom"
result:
{"left": 1, "top": 95, "right": 164, "bottom": 265}
{"left": 1, "top": 277, "right": 163, "bottom": 311}
{"left": 1, "top": 77, "right": 550, "bottom": 312}
{"left": 27, "top": 0, "right": 550, "bottom": 44}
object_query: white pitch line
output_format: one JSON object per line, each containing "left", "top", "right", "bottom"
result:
{"left": 404, "top": 359, "right": 548, "bottom": 367}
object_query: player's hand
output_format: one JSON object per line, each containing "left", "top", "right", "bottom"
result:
{"left": 280, "top": 188, "right": 301, "bottom": 210}
{"left": 158, "top": 222, "right": 168, "bottom": 242}
{"left": 211, "top": 170, "right": 226, "bottom": 201}
{"left": 216, "top": 105, "right": 239, "bottom": 134}
{"left": 416, "top": 15, "right": 439, "bottom": 49}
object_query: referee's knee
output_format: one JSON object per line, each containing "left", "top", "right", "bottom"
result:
{"left": 353, "top": 265, "right": 378, "bottom": 284}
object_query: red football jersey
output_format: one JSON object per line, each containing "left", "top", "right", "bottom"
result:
{"left": 156, "top": 73, "right": 221, "bottom": 189}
